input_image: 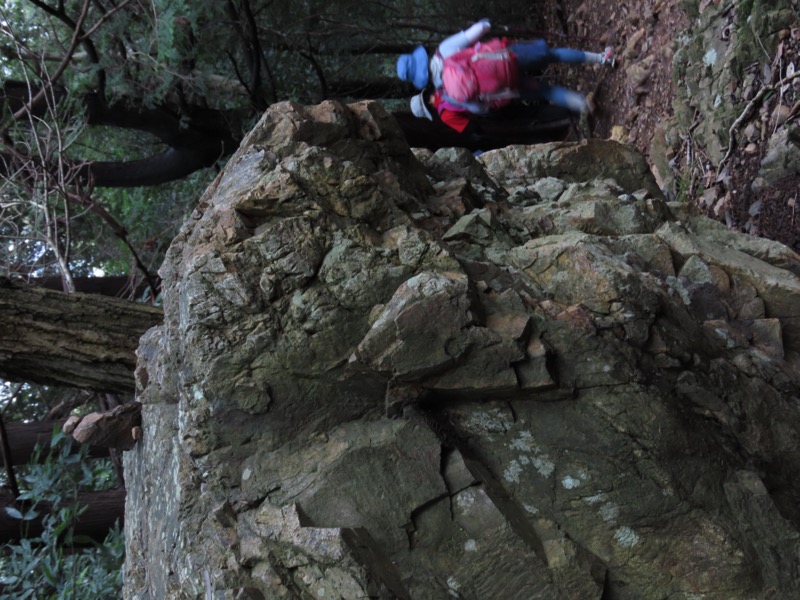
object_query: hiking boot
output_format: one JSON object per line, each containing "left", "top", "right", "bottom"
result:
{"left": 601, "top": 46, "right": 615, "bottom": 68}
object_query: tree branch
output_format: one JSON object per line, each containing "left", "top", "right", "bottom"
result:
{"left": 717, "top": 70, "right": 800, "bottom": 174}
{"left": 10, "top": 0, "right": 93, "bottom": 123}
{"left": 78, "top": 0, "right": 133, "bottom": 41}
{"left": 300, "top": 48, "right": 328, "bottom": 100}
{"left": 63, "top": 188, "right": 159, "bottom": 300}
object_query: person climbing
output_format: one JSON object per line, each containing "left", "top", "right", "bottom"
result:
{"left": 397, "top": 19, "right": 614, "bottom": 123}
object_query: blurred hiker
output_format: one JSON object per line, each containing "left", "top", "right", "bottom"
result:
{"left": 397, "top": 19, "right": 493, "bottom": 90}
{"left": 398, "top": 19, "right": 614, "bottom": 118}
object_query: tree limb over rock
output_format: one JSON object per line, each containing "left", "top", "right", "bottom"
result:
{"left": 0, "top": 278, "right": 162, "bottom": 393}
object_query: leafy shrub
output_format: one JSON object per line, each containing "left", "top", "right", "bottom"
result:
{"left": 0, "top": 429, "right": 123, "bottom": 600}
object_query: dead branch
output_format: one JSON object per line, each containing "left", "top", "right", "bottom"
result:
{"left": 718, "top": 70, "right": 800, "bottom": 174}
{"left": 9, "top": 0, "right": 92, "bottom": 123}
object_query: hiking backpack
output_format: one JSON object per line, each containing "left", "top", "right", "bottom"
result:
{"left": 440, "top": 38, "right": 520, "bottom": 113}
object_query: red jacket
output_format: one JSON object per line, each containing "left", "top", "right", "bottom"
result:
{"left": 431, "top": 91, "right": 472, "bottom": 133}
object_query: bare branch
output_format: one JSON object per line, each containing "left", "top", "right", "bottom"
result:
{"left": 8, "top": 0, "right": 92, "bottom": 124}
{"left": 63, "top": 189, "right": 159, "bottom": 300}
{"left": 717, "top": 70, "right": 800, "bottom": 173}
{"left": 78, "top": 0, "right": 133, "bottom": 41}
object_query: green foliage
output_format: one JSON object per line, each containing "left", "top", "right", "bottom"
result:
{"left": 0, "top": 383, "right": 83, "bottom": 425}
{"left": 0, "top": 429, "right": 123, "bottom": 600}
{"left": 674, "top": 168, "right": 705, "bottom": 204}
{"left": 92, "top": 168, "right": 212, "bottom": 276}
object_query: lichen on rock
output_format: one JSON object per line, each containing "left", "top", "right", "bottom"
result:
{"left": 126, "top": 100, "right": 800, "bottom": 600}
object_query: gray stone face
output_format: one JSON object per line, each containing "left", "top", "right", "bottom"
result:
{"left": 126, "top": 100, "right": 800, "bottom": 600}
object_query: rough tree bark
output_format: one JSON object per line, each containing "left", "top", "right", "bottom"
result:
{"left": 0, "top": 278, "right": 162, "bottom": 393}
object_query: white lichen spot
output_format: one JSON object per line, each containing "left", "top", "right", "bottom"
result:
{"left": 504, "top": 460, "right": 522, "bottom": 483}
{"left": 193, "top": 388, "right": 204, "bottom": 401}
{"left": 466, "top": 410, "right": 512, "bottom": 433}
{"left": 519, "top": 455, "right": 530, "bottom": 465}
{"left": 447, "top": 576, "right": 461, "bottom": 597}
{"left": 316, "top": 588, "right": 326, "bottom": 598}
{"left": 510, "top": 431, "right": 535, "bottom": 452}
{"left": 456, "top": 489, "right": 476, "bottom": 509}
{"left": 464, "top": 539, "right": 477, "bottom": 552}
{"left": 713, "top": 327, "right": 738, "bottom": 349}
{"left": 561, "top": 475, "right": 581, "bottom": 489}
{"left": 599, "top": 502, "right": 619, "bottom": 523}
{"left": 603, "top": 364, "right": 611, "bottom": 373}
{"left": 703, "top": 47, "right": 717, "bottom": 66}
{"left": 533, "top": 457, "right": 555, "bottom": 477}
{"left": 584, "top": 493, "right": 605, "bottom": 505}
{"left": 614, "top": 526, "right": 640, "bottom": 548}
{"left": 242, "top": 467, "right": 252, "bottom": 481}
{"left": 523, "top": 503, "right": 540, "bottom": 515}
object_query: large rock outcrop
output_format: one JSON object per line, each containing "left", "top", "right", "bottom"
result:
{"left": 125, "top": 100, "right": 800, "bottom": 599}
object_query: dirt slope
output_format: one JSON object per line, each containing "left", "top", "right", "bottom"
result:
{"left": 539, "top": 0, "right": 800, "bottom": 252}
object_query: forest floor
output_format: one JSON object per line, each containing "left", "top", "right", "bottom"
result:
{"left": 539, "top": 0, "right": 800, "bottom": 253}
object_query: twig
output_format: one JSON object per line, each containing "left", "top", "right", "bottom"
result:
{"left": 717, "top": 70, "right": 800, "bottom": 173}
{"left": 64, "top": 189, "right": 160, "bottom": 301}
{"left": 78, "top": 0, "right": 133, "bottom": 41}
{"left": 9, "top": 0, "right": 92, "bottom": 123}
{"left": 0, "top": 411, "right": 21, "bottom": 499}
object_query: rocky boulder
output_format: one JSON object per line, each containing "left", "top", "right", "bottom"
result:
{"left": 125, "top": 100, "right": 800, "bottom": 599}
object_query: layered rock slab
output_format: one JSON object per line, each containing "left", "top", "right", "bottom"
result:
{"left": 126, "top": 101, "right": 800, "bottom": 599}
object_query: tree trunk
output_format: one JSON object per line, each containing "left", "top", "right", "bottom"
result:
{"left": 0, "top": 278, "right": 162, "bottom": 393}
{"left": 1, "top": 420, "right": 109, "bottom": 465}
{"left": 79, "top": 95, "right": 241, "bottom": 187}
{"left": 0, "top": 488, "right": 125, "bottom": 544}
{"left": 0, "top": 80, "right": 67, "bottom": 118}
{"left": 77, "top": 145, "right": 229, "bottom": 188}
{"left": 29, "top": 275, "right": 157, "bottom": 298}
{"left": 328, "top": 78, "right": 414, "bottom": 100}
{"left": 0, "top": 88, "right": 242, "bottom": 189}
